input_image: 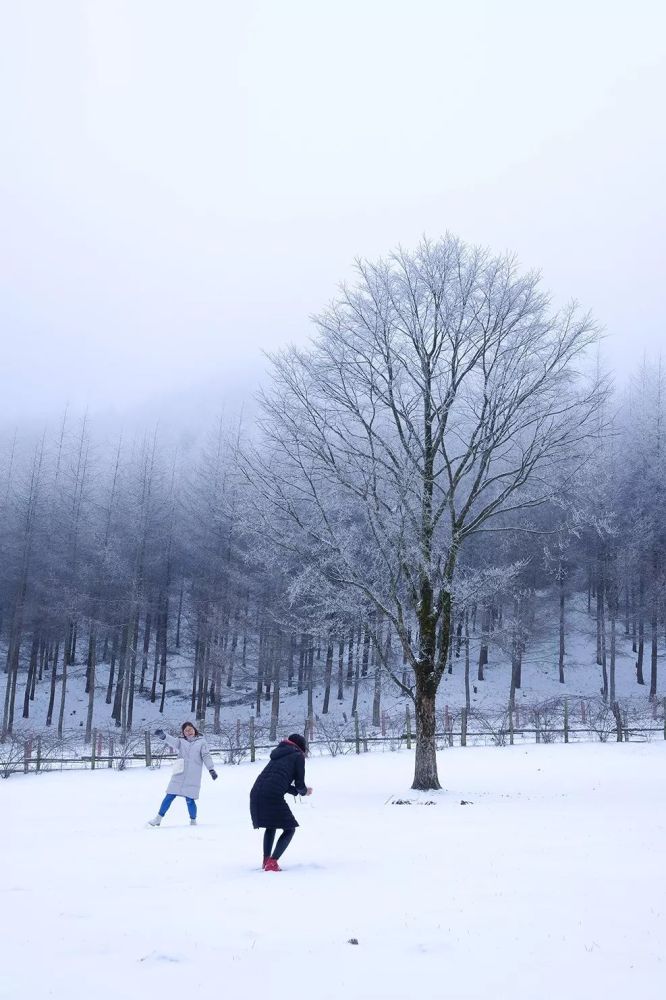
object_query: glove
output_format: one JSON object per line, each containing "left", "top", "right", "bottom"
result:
{"left": 209, "top": 769, "right": 218, "bottom": 780}
{"left": 154, "top": 728, "right": 165, "bottom": 739}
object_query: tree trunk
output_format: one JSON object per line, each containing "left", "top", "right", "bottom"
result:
{"left": 634, "top": 571, "right": 645, "bottom": 684}
{"left": 609, "top": 612, "right": 616, "bottom": 704}
{"left": 270, "top": 631, "right": 282, "bottom": 741}
{"left": 140, "top": 610, "right": 152, "bottom": 693}
{"left": 175, "top": 579, "right": 184, "bottom": 648}
{"left": 477, "top": 606, "right": 488, "bottom": 681}
{"left": 85, "top": 631, "right": 96, "bottom": 743}
{"left": 337, "top": 636, "right": 345, "bottom": 701}
{"left": 306, "top": 645, "right": 314, "bottom": 719}
{"left": 464, "top": 612, "right": 470, "bottom": 712}
{"left": 558, "top": 571, "right": 565, "bottom": 684}
{"left": 322, "top": 638, "right": 333, "bottom": 714}
{"left": 599, "top": 581, "right": 608, "bottom": 702}
{"left": 46, "top": 640, "right": 60, "bottom": 726}
{"left": 112, "top": 624, "right": 128, "bottom": 725}
{"left": 106, "top": 630, "right": 118, "bottom": 704}
{"left": 346, "top": 628, "right": 355, "bottom": 683}
{"left": 650, "top": 605, "right": 658, "bottom": 699}
{"left": 22, "top": 632, "right": 40, "bottom": 718}
{"left": 57, "top": 621, "right": 74, "bottom": 738}
{"left": 361, "top": 626, "right": 371, "bottom": 677}
{"left": 351, "top": 634, "right": 361, "bottom": 716}
{"left": 412, "top": 672, "right": 440, "bottom": 790}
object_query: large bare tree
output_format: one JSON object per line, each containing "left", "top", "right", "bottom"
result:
{"left": 245, "top": 235, "right": 605, "bottom": 789}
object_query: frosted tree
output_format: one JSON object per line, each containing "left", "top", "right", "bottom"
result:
{"left": 243, "top": 235, "right": 605, "bottom": 789}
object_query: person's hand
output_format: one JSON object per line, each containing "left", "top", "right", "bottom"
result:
{"left": 305, "top": 786, "right": 313, "bottom": 796}
{"left": 209, "top": 769, "right": 218, "bottom": 780}
{"left": 154, "top": 728, "right": 165, "bottom": 739}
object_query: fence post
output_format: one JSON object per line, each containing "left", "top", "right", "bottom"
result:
{"left": 405, "top": 705, "right": 412, "bottom": 750}
{"left": 361, "top": 720, "right": 368, "bottom": 753}
{"left": 236, "top": 718, "right": 241, "bottom": 754}
{"left": 308, "top": 709, "right": 314, "bottom": 743}
{"left": 35, "top": 735, "right": 42, "bottom": 773}
{"left": 24, "top": 739, "right": 31, "bottom": 775}
{"left": 563, "top": 700, "right": 569, "bottom": 744}
{"left": 144, "top": 731, "right": 152, "bottom": 767}
{"left": 535, "top": 716, "right": 540, "bottom": 744}
{"left": 91, "top": 729, "right": 97, "bottom": 770}
{"left": 108, "top": 736, "right": 114, "bottom": 768}
{"left": 354, "top": 713, "right": 361, "bottom": 754}
{"left": 663, "top": 697, "right": 666, "bottom": 740}
{"left": 508, "top": 705, "right": 514, "bottom": 746}
{"left": 461, "top": 707, "right": 467, "bottom": 747}
{"left": 381, "top": 710, "right": 387, "bottom": 737}
{"left": 249, "top": 716, "right": 256, "bottom": 763}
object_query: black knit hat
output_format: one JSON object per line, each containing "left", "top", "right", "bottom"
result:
{"left": 287, "top": 732, "right": 307, "bottom": 754}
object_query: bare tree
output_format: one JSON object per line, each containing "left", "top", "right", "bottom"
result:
{"left": 243, "top": 235, "right": 604, "bottom": 788}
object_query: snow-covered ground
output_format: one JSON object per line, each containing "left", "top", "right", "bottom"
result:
{"left": 2, "top": 741, "right": 665, "bottom": 999}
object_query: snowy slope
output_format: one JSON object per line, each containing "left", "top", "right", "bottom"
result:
{"left": 2, "top": 742, "right": 665, "bottom": 1000}
{"left": 6, "top": 591, "right": 662, "bottom": 745}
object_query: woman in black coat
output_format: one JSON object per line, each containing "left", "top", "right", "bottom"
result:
{"left": 250, "top": 733, "right": 313, "bottom": 871}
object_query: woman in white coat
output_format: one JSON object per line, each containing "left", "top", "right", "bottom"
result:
{"left": 148, "top": 721, "right": 218, "bottom": 826}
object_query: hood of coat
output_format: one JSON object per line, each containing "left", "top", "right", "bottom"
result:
{"left": 269, "top": 741, "right": 301, "bottom": 761}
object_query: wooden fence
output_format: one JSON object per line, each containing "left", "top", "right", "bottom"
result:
{"left": 2, "top": 696, "right": 665, "bottom": 777}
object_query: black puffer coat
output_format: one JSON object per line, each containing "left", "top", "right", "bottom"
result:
{"left": 250, "top": 740, "right": 308, "bottom": 829}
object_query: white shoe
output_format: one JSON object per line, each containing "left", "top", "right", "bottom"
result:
{"left": 148, "top": 815, "right": 162, "bottom": 827}
{"left": 190, "top": 818, "right": 197, "bottom": 826}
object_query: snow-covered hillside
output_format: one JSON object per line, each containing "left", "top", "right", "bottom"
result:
{"left": 4, "top": 592, "right": 662, "bottom": 749}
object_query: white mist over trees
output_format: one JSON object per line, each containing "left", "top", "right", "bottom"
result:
{"left": 0, "top": 236, "right": 663, "bottom": 790}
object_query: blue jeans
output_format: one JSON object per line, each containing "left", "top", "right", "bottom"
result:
{"left": 159, "top": 793, "right": 197, "bottom": 820}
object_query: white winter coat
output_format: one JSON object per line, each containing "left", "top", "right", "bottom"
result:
{"left": 163, "top": 734, "right": 214, "bottom": 800}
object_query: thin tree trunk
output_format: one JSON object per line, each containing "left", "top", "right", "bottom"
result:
{"left": 464, "top": 612, "right": 470, "bottom": 712}
{"left": 175, "top": 579, "right": 184, "bottom": 648}
{"left": 558, "top": 570, "right": 565, "bottom": 684}
{"left": 85, "top": 631, "right": 96, "bottom": 743}
{"left": 140, "top": 610, "right": 152, "bottom": 693}
{"left": 650, "top": 604, "right": 658, "bottom": 699}
{"left": 46, "top": 640, "right": 60, "bottom": 726}
{"left": 322, "top": 638, "right": 333, "bottom": 714}
{"left": 22, "top": 632, "right": 39, "bottom": 718}
{"left": 106, "top": 629, "right": 118, "bottom": 704}
{"left": 270, "top": 630, "right": 282, "bottom": 741}
{"left": 57, "top": 621, "right": 74, "bottom": 738}
{"left": 609, "top": 611, "right": 616, "bottom": 704}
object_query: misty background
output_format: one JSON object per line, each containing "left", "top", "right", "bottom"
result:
{"left": 1, "top": 0, "right": 665, "bottom": 434}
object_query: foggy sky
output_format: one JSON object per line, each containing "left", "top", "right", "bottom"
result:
{"left": 1, "top": 0, "right": 664, "bottom": 426}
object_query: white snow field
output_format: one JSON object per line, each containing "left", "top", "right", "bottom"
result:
{"left": 2, "top": 742, "right": 665, "bottom": 1000}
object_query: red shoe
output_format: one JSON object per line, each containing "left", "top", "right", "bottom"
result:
{"left": 264, "top": 857, "right": 282, "bottom": 872}
{"left": 262, "top": 857, "right": 270, "bottom": 870}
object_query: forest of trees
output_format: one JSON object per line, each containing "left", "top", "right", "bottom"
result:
{"left": 1, "top": 239, "right": 664, "bottom": 789}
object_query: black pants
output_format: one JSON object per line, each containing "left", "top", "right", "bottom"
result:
{"left": 263, "top": 827, "right": 295, "bottom": 860}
